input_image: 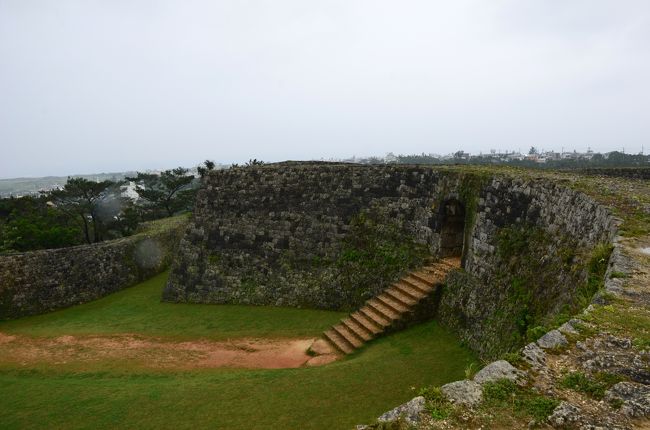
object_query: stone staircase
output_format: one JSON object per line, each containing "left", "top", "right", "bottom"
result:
{"left": 318, "top": 257, "right": 461, "bottom": 356}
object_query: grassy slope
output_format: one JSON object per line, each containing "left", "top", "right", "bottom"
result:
{"left": 0, "top": 273, "right": 475, "bottom": 430}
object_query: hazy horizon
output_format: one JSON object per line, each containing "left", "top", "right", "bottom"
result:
{"left": 2, "top": 1, "right": 649, "bottom": 178}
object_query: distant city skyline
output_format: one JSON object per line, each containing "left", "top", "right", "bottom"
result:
{"left": 2, "top": 1, "right": 649, "bottom": 178}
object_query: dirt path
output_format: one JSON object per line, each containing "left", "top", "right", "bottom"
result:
{"left": 0, "top": 332, "right": 320, "bottom": 370}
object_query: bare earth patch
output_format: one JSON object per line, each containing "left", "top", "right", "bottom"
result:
{"left": 0, "top": 332, "right": 329, "bottom": 370}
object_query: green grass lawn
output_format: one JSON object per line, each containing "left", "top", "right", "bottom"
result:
{"left": 0, "top": 273, "right": 476, "bottom": 430}
{"left": 0, "top": 271, "right": 345, "bottom": 340}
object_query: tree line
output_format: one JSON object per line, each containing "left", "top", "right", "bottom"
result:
{"left": 383, "top": 150, "right": 650, "bottom": 168}
{"left": 0, "top": 162, "right": 217, "bottom": 253}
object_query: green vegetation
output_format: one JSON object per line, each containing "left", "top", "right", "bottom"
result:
{"left": 560, "top": 371, "right": 624, "bottom": 400}
{"left": 413, "top": 378, "right": 559, "bottom": 427}
{"left": 1, "top": 167, "right": 198, "bottom": 253}
{"left": 328, "top": 211, "right": 430, "bottom": 308}
{"left": 127, "top": 167, "right": 196, "bottom": 218}
{"left": 576, "top": 243, "right": 614, "bottom": 309}
{"left": 583, "top": 303, "right": 650, "bottom": 349}
{"left": 501, "top": 352, "right": 526, "bottom": 368}
{"left": 609, "top": 271, "right": 628, "bottom": 279}
{"left": 0, "top": 273, "right": 475, "bottom": 429}
{"left": 457, "top": 172, "right": 490, "bottom": 231}
{"left": 49, "top": 177, "right": 127, "bottom": 244}
{"left": 419, "top": 386, "right": 454, "bottom": 420}
{"left": 0, "top": 195, "right": 81, "bottom": 252}
{"left": 492, "top": 224, "right": 579, "bottom": 346}
{"left": 485, "top": 222, "right": 613, "bottom": 350}
{"left": 482, "top": 379, "right": 560, "bottom": 423}
{"left": 0, "top": 272, "right": 342, "bottom": 340}
{"left": 392, "top": 151, "right": 650, "bottom": 169}
{"left": 570, "top": 175, "right": 650, "bottom": 238}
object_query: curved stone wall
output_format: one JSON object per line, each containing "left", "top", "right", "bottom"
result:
{"left": 0, "top": 216, "right": 187, "bottom": 320}
{"left": 438, "top": 176, "right": 618, "bottom": 357}
{"left": 165, "top": 163, "right": 617, "bottom": 356}
{"left": 163, "top": 164, "right": 468, "bottom": 308}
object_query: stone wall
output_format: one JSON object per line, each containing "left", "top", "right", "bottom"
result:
{"left": 437, "top": 176, "right": 619, "bottom": 357}
{"left": 166, "top": 163, "right": 618, "bottom": 356}
{"left": 0, "top": 216, "right": 187, "bottom": 320}
{"left": 164, "top": 163, "right": 467, "bottom": 309}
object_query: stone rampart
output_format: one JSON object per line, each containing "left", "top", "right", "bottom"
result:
{"left": 0, "top": 216, "right": 187, "bottom": 320}
{"left": 166, "top": 163, "right": 617, "bottom": 358}
{"left": 164, "top": 164, "right": 467, "bottom": 309}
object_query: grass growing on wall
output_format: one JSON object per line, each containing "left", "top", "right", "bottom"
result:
{"left": 490, "top": 224, "right": 614, "bottom": 349}
{"left": 0, "top": 273, "right": 475, "bottom": 430}
{"left": 457, "top": 172, "right": 490, "bottom": 230}
{"left": 334, "top": 212, "right": 430, "bottom": 308}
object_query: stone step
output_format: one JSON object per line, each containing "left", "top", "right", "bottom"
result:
{"left": 393, "top": 282, "right": 427, "bottom": 300}
{"left": 333, "top": 323, "right": 364, "bottom": 348}
{"left": 409, "top": 272, "right": 438, "bottom": 287}
{"left": 422, "top": 267, "right": 447, "bottom": 280}
{"left": 402, "top": 276, "right": 434, "bottom": 294}
{"left": 360, "top": 306, "right": 392, "bottom": 328}
{"left": 384, "top": 287, "right": 418, "bottom": 307}
{"left": 324, "top": 329, "right": 355, "bottom": 354}
{"left": 351, "top": 311, "right": 383, "bottom": 335}
{"left": 367, "top": 298, "right": 400, "bottom": 321}
{"left": 376, "top": 293, "right": 409, "bottom": 314}
{"left": 342, "top": 317, "right": 374, "bottom": 341}
{"left": 315, "top": 259, "right": 457, "bottom": 362}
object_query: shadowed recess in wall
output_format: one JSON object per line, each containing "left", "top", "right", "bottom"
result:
{"left": 438, "top": 199, "right": 465, "bottom": 259}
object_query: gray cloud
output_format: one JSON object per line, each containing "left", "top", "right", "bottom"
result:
{"left": 1, "top": 0, "right": 649, "bottom": 177}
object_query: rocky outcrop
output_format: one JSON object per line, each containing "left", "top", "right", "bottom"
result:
{"left": 0, "top": 216, "right": 186, "bottom": 320}
{"left": 537, "top": 330, "right": 568, "bottom": 350}
{"left": 441, "top": 380, "right": 483, "bottom": 407}
{"left": 548, "top": 401, "right": 584, "bottom": 427}
{"left": 522, "top": 342, "right": 546, "bottom": 368}
{"left": 605, "top": 382, "right": 650, "bottom": 418}
{"left": 377, "top": 396, "right": 426, "bottom": 426}
{"left": 473, "top": 360, "right": 525, "bottom": 385}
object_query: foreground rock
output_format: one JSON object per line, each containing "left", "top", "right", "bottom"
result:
{"left": 522, "top": 342, "right": 546, "bottom": 368}
{"left": 558, "top": 319, "right": 582, "bottom": 335}
{"left": 536, "top": 330, "right": 568, "bottom": 349}
{"left": 548, "top": 401, "right": 583, "bottom": 427}
{"left": 604, "top": 382, "right": 650, "bottom": 418}
{"left": 441, "top": 380, "right": 482, "bottom": 407}
{"left": 473, "top": 360, "right": 525, "bottom": 385}
{"left": 377, "top": 396, "right": 426, "bottom": 426}
{"left": 576, "top": 335, "right": 650, "bottom": 384}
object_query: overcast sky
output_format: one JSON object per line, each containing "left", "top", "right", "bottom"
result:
{"left": 1, "top": 1, "right": 649, "bottom": 178}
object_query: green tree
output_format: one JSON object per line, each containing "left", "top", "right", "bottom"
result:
{"left": 49, "top": 177, "right": 116, "bottom": 244}
{"left": 245, "top": 158, "right": 264, "bottom": 166}
{"left": 127, "top": 168, "right": 196, "bottom": 217}
{"left": 0, "top": 195, "right": 82, "bottom": 252}
{"left": 197, "top": 160, "right": 216, "bottom": 178}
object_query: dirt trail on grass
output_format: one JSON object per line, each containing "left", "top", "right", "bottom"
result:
{"left": 0, "top": 332, "right": 320, "bottom": 369}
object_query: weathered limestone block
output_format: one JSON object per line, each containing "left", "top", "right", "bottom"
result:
{"left": 604, "top": 382, "right": 650, "bottom": 418}
{"left": 473, "top": 360, "right": 526, "bottom": 385}
{"left": 377, "top": 396, "right": 426, "bottom": 426}
{"left": 441, "top": 380, "right": 483, "bottom": 407}
{"left": 537, "top": 330, "right": 568, "bottom": 350}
